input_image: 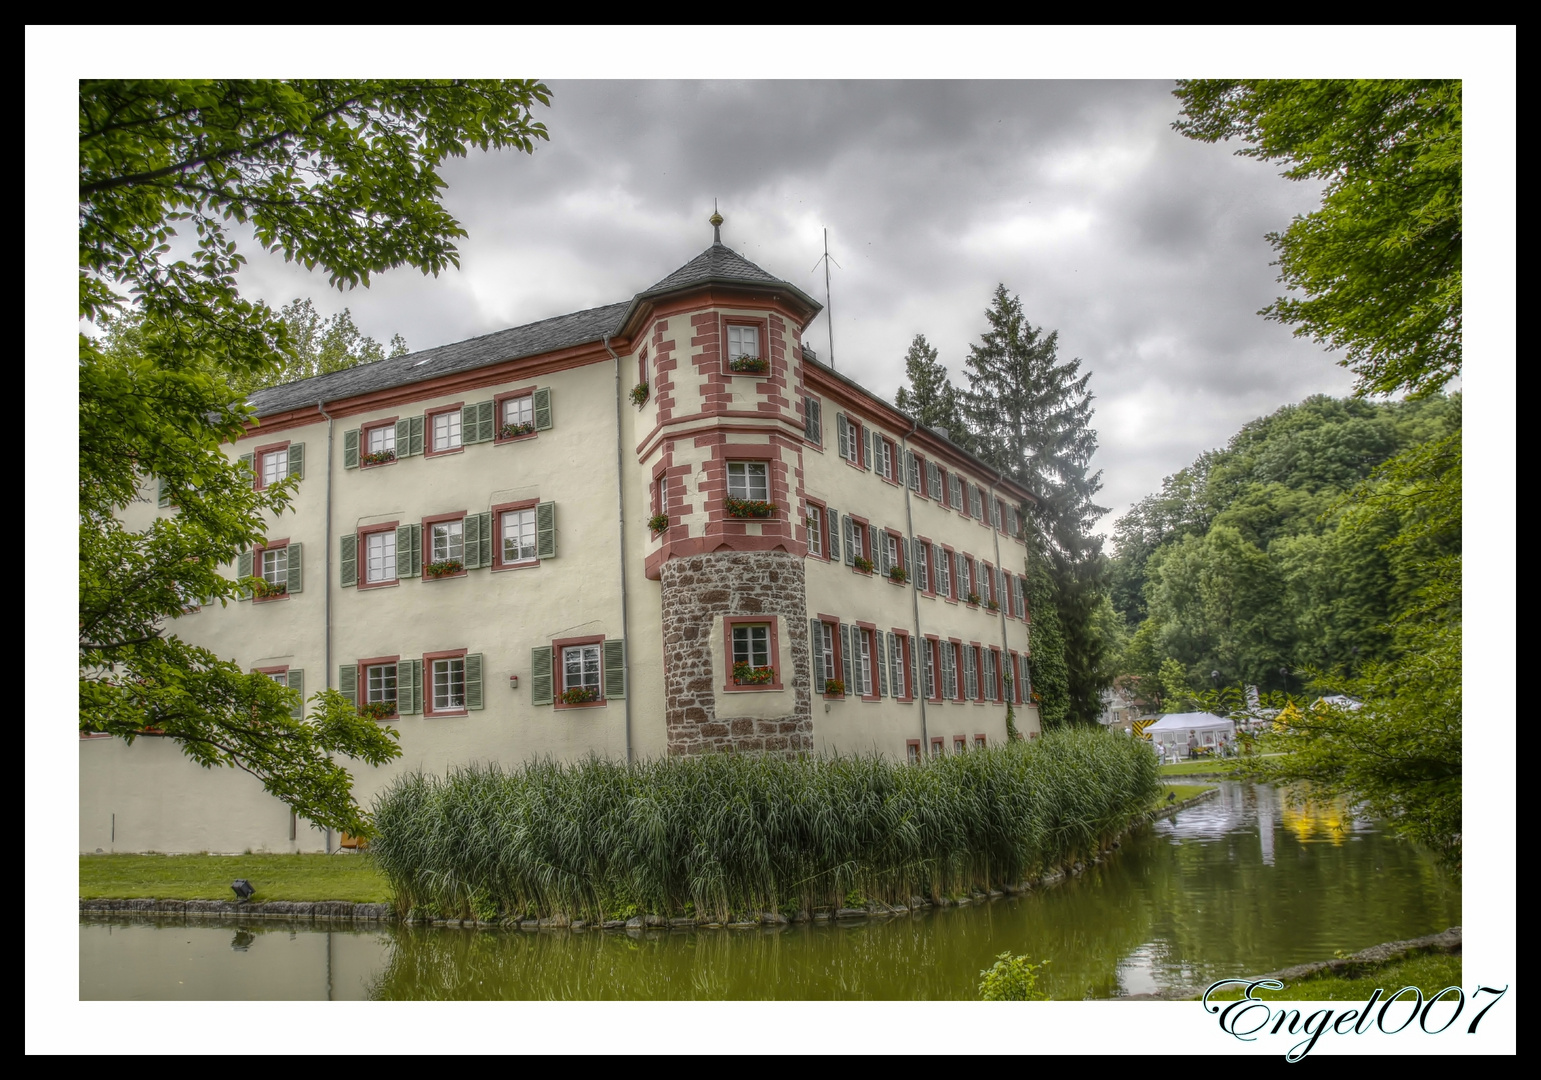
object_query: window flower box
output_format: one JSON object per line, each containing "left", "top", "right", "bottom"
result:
{"left": 728, "top": 355, "right": 768, "bottom": 374}
{"left": 967, "top": 592, "right": 982, "bottom": 606}
{"left": 360, "top": 701, "right": 396, "bottom": 722}
{"left": 361, "top": 449, "right": 397, "bottom": 466}
{"left": 987, "top": 599, "right": 1000, "bottom": 612}
{"left": 725, "top": 497, "right": 777, "bottom": 519}
{"left": 499, "top": 421, "right": 536, "bottom": 440}
{"left": 561, "top": 686, "right": 600, "bottom": 705}
{"left": 888, "top": 566, "right": 908, "bottom": 584}
{"left": 732, "top": 662, "right": 776, "bottom": 686}
{"left": 630, "top": 382, "right": 650, "bottom": 407}
{"left": 824, "top": 679, "right": 846, "bottom": 697}
{"left": 252, "top": 580, "right": 287, "bottom": 599}
{"left": 424, "top": 559, "right": 464, "bottom": 579}
{"left": 647, "top": 512, "right": 670, "bottom": 534}
{"left": 853, "top": 555, "right": 875, "bottom": 574}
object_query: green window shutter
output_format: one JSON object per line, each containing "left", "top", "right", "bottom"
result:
{"left": 875, "top": 629, "right": 888, "bottom": 698}
{"left": 840, "top": 623, "right": 854, "bottom": 695}
{"left": 398, "top": 658, "right": 419, "bottom": 715}
{"left": 343, "top": 429, "right": 360, "bottom": 469}
{"left": 286, "top": 542, "right": 303, "bottom": 594}
{"left": 462, "top": 513, "right": 482, "bottom": 569}
{"left": 409, "top": 415, "right": 425, "bottom": 457}
{"left": 287, "top": 669, "right": 305, "bottom": 720}
{"left": 842, "top": 516, "right": 854, "bottom": 565}
{"left": 862, "top": 427, "right": 872, "bottom": 470}
{"left": 603, "top": 638, "right": 626, "bottom": 701}
{"left": 535, "top": 501, "right": 557, "bottom": 559}
{"left": 340, "top": 534, "right": 357, "bottom": 587}
{"left": 478, "top": 401, "right": 495, "bottom": 443}
{"left": 809, "top": 618, "right": 821, "bottom": 683}
{"left": 157, "top": 476, "right": 170, "bottom": 508}
{"left": 836, "top": 414, "right": 849, "bottom": 459}
{"left": 397, "top": 525, "right": 419, "bottom": 577}
{"left": 394, "top": 419, "right": 410, "bottom": 457}
{"left": 827, "top": 509, "right": 839, "bottom": 562}
{"left": 531, "top": 647, "right": 554, "bottom": 705}
{"left": 927, "top": 462, "right": 941, "bottom": 500}
{"left": 911, "top": 637, "right": 921, "bottom": 698}
{"left": 238, "top": 453, "right": 255, "bottom": 485}
{"left": 905, "top": 450, "right": 918, "bottom": 491}
{"left": 462, "top": 402, "right": 495, "bottom": 444}
{"left": 533, "top": 387, "right": 553, "bottom": 431}
{"left": 236, "top": 549, "right": 252, "bottom": 599}
{"left": 465, "top": 653, "right": 484, "bottom": 710}
{"left": 339, "top": 664, "right": 357, "bottom": 707}
{"left": 804, "top": 397, "right": 821, "bottom": 444}
{"left": 288, "top": 442, "right": 304, "bottom": 480}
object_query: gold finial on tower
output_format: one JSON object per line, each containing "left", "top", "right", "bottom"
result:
{"left": 710, "top": 200, "right": 723, "bottom": 244}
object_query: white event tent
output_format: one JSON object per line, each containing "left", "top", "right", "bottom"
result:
{"left": 1144, "top": 712, "right": 1236, "bottom": 763}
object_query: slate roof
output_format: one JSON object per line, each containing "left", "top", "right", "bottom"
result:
{"left": 246, "top": 242, "right": 815, "bottom": 419}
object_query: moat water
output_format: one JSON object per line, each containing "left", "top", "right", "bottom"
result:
{"left": 79, "top": 782, "right": 1459, "bottom": 1000}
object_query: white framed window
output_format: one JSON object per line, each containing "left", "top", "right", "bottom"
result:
{"left": 875, "top": 438, "right": 893, "bottom": 480}
{"left": 261, "top": 547, "right": 288, "bottom": 586}
{"left": 365, "top": 531, "right": 396, "bottom": 583}
{"left": 433, "top": 657, "right": 466, "bottom": 711}
{"left": 433, "top": 410, "right": 462, "bottom": 452}
{"left": 955, "top": 737, "right": 967, "bottom": 755}
{"left": 732, "top": 624, "right": 770, "bottom": 668}
{"left": 949, "top": 474, "right": 963, "bottom": 510}
{"left": 820, "top": 622, "right": 836, "bottom": 684}
{"left": 890, "top": 634, "right": 908, "bottom": 698}
{"left": 367, "top": 425, "right": 395, "bottom": 455}
{"left": 502, "top": 508, "right": 537, "bottom": 564}
{"left": 727, "top": 461, "right": 769, "bottom": 501}
{"left": 839, "top": 416, "right": 861, "bottom": 465}
{"left": 656, "top": 476, "right": 668, "bottom": 516}
{"left": 807, "top": 506, "right": 822, "bottom": 557}
{"left": 960, "top": 558, "right": 972, "bottom": 600}
{"left": 366, "top": 663, "right": 397, "bottom": 709}
{"left": 262, "top": 448, "right": 288, "bottom": 487}
{"left": 564, "top": 644, "right": 601, "bottom": 695}
{"left": 925, "top": 642, "right": 938, "bottom": 699}
{"left": 916, "top": 542, "right": 929, "bottom": 590}
{"left": 858, "top": 629, "right": 872, "bottom": 696}
{"left": 431, "top": 520, "right": 464, "bottom": 564}
{"left": 884, "top": 533, "right": 900, "bottom": 572}
{"left": 727, "top": 324, "right": 760, "bottom": 360}
{"left": 503, "top": 395, "right": 534, "bottom": 429}
{"left": 938, "top": 548, "right": 952, "bottom": 597}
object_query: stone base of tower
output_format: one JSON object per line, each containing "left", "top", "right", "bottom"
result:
{"left": 661, "top": 551, "right": 813, "bottom": 757}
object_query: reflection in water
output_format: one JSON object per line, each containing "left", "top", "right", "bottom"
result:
{"left": 80, "top": 783, "right": 1458, "bottom": 1000}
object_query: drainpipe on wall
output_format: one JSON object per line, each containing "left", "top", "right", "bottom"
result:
{"left": 603, "top": 335, "right": 635, "bottom": 764}
{"left": 900, "top": 420, "right": 929, "bottom": 749}
{"left": 317, "top": 399, "right": 335, "bottom": 855}
{"left": 985, "top": 474, "right": 1013, "bottom": 722}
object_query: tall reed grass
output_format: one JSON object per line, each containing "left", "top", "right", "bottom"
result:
{"left": 369, "top": 728, "right": 1160, "bottom": 922}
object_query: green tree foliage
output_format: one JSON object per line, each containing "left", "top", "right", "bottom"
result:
{"left": 1023, "top": 533, "right": 1071, "bottom": 729}
{"left": 79, "top": 79, "right": 552, "bottom": 834}
{"left": 238, "top": 299, "right": 410, "bottom": 394}
{"left": 892, "top": 333, "right": 968, "bottom": 447}
{"left": 978, "top": 953, "right": 1051, "bottom": 1001}
{"left": 1173, "top": 80, "right": 1461, "bottom": 399}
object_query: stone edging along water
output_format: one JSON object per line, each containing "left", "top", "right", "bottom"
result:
{"left": 1116, "top": 926, "right": 1463, "bottom": 1001}
{"left": 79, "top": 789, "right": 1225, "bottom": 930}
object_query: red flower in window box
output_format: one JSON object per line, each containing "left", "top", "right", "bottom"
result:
{"left": 732, "top": 662, "right": 776, "bottom": 686}
{"left": 853, "top": 555, "right": 875, "bottom": 574}
{"left": 630, "top": 382, "right": 650, "bottom": 406}
{"left": 728, "top": 355, "right": 768, "bottom": 374}
{"left": 561, "top": 686, "right": 600, "bottom": 705}
{"left": 252, "top": 580, "right": 287, "bottom": 599}
{"left": 359, "top": 701, "right": 396, "bottom": 721}
{"left": 887, "top": 566, "right": 908, "bottom": 583}
{"left": 499, "top": 422, "right": 536, "bottom": 439}
{"left": 647, "top": 513, "right": 670, "bottom": 534}
{"left": 824, "top": 679, "right": 846, "bottom": 696}
{"left": 424, "top": 559, "right": 464, "bottom": 578}
{"left": 724, "top": 497, "right": 777, "bottom": 519}
{"left": 361, "top": 449, "right": 397, "bottom": 466}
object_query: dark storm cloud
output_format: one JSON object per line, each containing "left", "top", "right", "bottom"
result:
{"left": 235, "top": 79, "right": 1359, "bottom": 536}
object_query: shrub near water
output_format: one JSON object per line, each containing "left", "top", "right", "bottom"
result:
{"left": 370, "top": 729, "right": 1160, "bottom": 922}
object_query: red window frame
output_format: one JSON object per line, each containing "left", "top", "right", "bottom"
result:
{"left": 724, "top": 616, "right": 784, "bottom": 692}
{"left": 990, "top": 647, "right": 1005, "bottom": 702}
{"left": 925, "top": 635, "right": 943, "bottom": 703}
{"left": 974, "top": 734, "right": 987, "bottom": 750}
{"left": 906, "top": 739, "right": 922, "bottom": 765}
{"left": 816, "top": 614, "right": 845, "bottom": 697}
{"left": 930, "top": 737, "right": 945, "bottom": 759}
{"left": 493, "top": 388, "right": 539, "bottom": 444}
{"left": 953, "top": 735, "right": 968, "bottom": 756}
{"left": 1003, "top": 571, "right": 1015, "bottom": 618}
{"left": 252, "top": 440, "right": 291, "bottom": 491}
{"left": 421, "top": 511, "right": 469, "bottom": 580}
{"left": 359, "top": 417, "right": 400, "bottom": 468}
{"left": 950, "top": 639, "right": 967, "bottom": 703}
{"left": 252, "top": 536, "right": 291, "bottom": 603}
{"left": 805, "top": 497, "right": 830, "bottom": 561}
{"left": 941, "top": 545, "right": 957, "bottom": 601}
{"left": 916, "top": 536, "right": 935, "bottom": 595}
{"left": 962, "top": 555, "right": 979, "bottom": 606}
{"left": 553, "top": 634, "right": 606, "bottom": 710}
{"left": 970, "top": 644, "right": 986, "bottom": 702}
{"left": 356, "top": 521, "right": 400, "bottom": 590}
{"left": 981, "top": 562, "right": 995, "bottom": 609}
{"left": 913, "top": 453, "right": 929, "bottom": 499}
{"left": 841, "top": 414, "right": 866, "bottom": 470}
{"left": 721, "top": 314, "right": 771, "bottom": 377}
{"left": 850, "top": 514, "right": 874, "bottom": 574}
{"left": 358, "top": 654, "right": 401, "bottom": 718}
{"left": 875, "top": 435, "right": 900, "bottom": 485}
{"left": 853, "top": 621, "right": 879, "bottom": 701}
{"left": 492, "top": 499, "right": 541, "bottom": 572}
{"left": 424, "top": 401, "right": 466, "bottom": 457}
{"left": 638, "top": 345, "right": 649, "bottom": 390}
{"left": 423, "top": 647, "right": 470, "bottom": 717}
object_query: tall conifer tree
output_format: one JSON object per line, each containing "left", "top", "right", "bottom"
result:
{"left": 893, "top": 333, "right": 970, "bottom": 446}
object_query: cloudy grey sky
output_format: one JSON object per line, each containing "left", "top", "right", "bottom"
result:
{"left": 232, "top": 77, "right": 1358, "bottom": 539}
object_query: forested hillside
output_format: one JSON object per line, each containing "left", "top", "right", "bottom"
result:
{"left": 1111, "top": 392, "right": 1460, "bottom": 703}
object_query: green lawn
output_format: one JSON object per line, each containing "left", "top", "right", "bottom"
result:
{"left": 80, "top": 853, "right": 392, "bottom": 903}
{"left": 1199, "top": 951, "right": 1462, "bottom": 1002}
{"left": 1159, "top": 758, "right": 1241, "bottom": 777}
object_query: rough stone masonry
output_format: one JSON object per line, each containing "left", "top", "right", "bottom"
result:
{"left": 661, "top": 551, "right": 813, "bottom": 756}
